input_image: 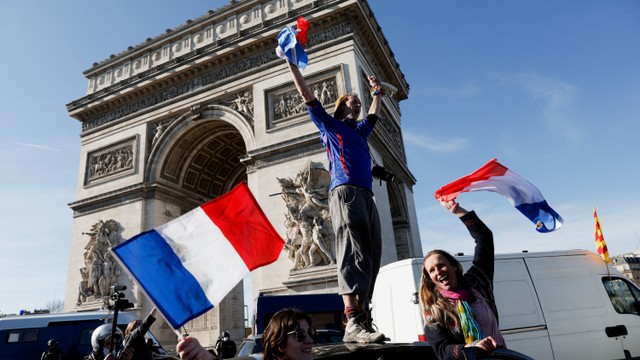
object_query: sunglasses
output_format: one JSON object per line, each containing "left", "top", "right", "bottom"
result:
{"left": 286, "top": 328, "right": 315, "bottom": 342}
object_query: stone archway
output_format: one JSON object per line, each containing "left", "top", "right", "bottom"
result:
{"left": 147, "top": 106, "right": 253, "bottom": 201}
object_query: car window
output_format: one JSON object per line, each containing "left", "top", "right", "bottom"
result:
{"left": 603, "top": 277, "right": 640, "bottom": 315}
{"left": 237, "top": 339, "right": 257, "bottom": 356}
{"left": 6, "top": 328, "right": 39, "bottom": 343}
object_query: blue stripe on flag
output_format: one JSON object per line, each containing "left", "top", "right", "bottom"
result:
{"left": 112, "top": 230, "right": 213, "bottom": 328}
{"left": 276, "top": 27, "right": 308, "bottom": 70}
{"left": 515, "top": 200, "right": 563, "bottom": 233}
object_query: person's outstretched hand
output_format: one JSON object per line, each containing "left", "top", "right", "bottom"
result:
{"left": 368, "top": 75, "right": 380, "bottom": 87}
{"left": 465, "top": 335, "right": 501, "bottom": 353}
{"left": 439, "top": 199, "right": 467, "bottom": 217}
{"left": 177, "top": 336, "right": 216, "bottom": 360}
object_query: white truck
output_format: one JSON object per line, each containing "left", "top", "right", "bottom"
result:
{"left": 372, "top": 249, "right": 640, "bottom": 359}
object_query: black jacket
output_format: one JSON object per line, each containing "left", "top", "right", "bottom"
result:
{"left": 424, "top": 211, "right": 498, "bottom": 360}
{"left": 123, "top": 313, "right": 156, "bottom": 360}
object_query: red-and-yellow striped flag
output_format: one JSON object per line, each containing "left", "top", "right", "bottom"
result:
{"left": 594, "top": 207, "right": 611, "bottom": 262}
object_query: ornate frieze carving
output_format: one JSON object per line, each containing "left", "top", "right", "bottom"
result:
{"left": 86, "top": 0, "right": 318, "bottom": 93}
{"left": 269, "top": 78, "right": 339, "bottom": 129}
{"left": 79, "top": 22, "right": 355, "bottom": 133}
{"left": 85, "top": 137, "right": 137, "bottom": 186}
{"left": 77, "top": 219, "right": 124, "bottom": 306}
{"left": 267, "top": 66, "right": 343, "bottom": 130}
{"left": 373, "top": 107, "right": 406, "bottom": 163}
{"left": 223, "top": 89, "right": 255, "bottom": 121}
{"left": 278, "top": 161, "right": 335, "bottom": 271}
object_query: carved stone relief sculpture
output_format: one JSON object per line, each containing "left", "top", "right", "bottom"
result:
{"left": 269, "top": 76, "right": 339, "bottom": 130}
{"left": 85, "top": 138, "right": 136, "bottom": 186}
{"left": 77, "top": 219, "right": 124, "bottom": 305}
{"left": 278, "top": 161, "right": 335, "bottom": 271}
{"left": 225, "top": 89, "right": 254, "bottom": 118}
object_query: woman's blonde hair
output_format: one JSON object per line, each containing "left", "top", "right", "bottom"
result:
{"left": 125, "top": 319, "right": 142, "bottom": 336}
{"left": 333, "top": 94, "right": 358, "bottom": 120}
{"left": 418, "top": 249, "right": 465, "bottom": 329}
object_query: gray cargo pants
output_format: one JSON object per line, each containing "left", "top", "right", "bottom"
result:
{"left": 329, "top": 185, "right": 382, "bottom": 303}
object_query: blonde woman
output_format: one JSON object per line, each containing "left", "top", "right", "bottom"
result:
{"left": 419, "top": 200, "right": 505, "bottom": 360}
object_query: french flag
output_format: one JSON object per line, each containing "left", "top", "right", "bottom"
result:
{"left": 435, "top": 158, "right": 563, "bottom": 233}
{"left": 111, "top": 181, "right": 284, "bottom": 328}
{"left": 276, "top": 17, "right": 309, "bottom": 70}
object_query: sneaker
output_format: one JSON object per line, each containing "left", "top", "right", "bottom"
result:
{"left": 363, "top": 317, "right": 385, "bottom": 339}
{"left": 342, "top": 315, "right": 385, "bottom": 343}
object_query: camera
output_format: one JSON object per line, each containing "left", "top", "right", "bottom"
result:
{"left": 372, "top": 165, "right": 395, "bottom": 183}
{"left": 106, "top": 285, "right": 134, "bottom": 311}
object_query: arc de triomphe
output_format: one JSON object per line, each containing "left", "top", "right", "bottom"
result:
{"left": 64, "top": 0, "right": 422, "bottom": 347}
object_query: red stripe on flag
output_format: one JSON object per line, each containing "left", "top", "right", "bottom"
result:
{"left": 435, "top": 158, "right": 508, "bottom": 201}
{"left": 200, "top": 182, "right": 284, "bottom": 270}
{"left": 296, "top": 17, "right": 310, "bottom": 46}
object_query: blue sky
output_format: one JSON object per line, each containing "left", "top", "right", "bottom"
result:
{"left": 0, "top": 1, "right": 638, "bottom": 315}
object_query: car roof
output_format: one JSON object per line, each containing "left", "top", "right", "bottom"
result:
{"left": 0, "top": 310, "right": 138, "bottom": 330}
{"left": 310, "top": 343, "right": 533, "bottom": 360}
{"left": 312, "top": 342, "right": 436, "bottom": 360}
{"left": 242, "top": 329, "right": 341, "bottom": 340}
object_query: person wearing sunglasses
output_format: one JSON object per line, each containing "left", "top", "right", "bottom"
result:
{"left": 262, "top": 308, "right": 314, "bottom": 360}
{"left": 177, "top": 308, "right": 314, "bottom": 360}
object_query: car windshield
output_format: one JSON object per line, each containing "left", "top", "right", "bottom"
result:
{"left": 236, "top": 337, "right": 262, "bottom": 356}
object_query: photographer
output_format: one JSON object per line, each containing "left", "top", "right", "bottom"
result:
{"left": 84, "top": 324, "right": 133, "bottom": 360}
{"left": 123, "top": 307, "right": 158, "bottom": 360}
{"left": 286, "top": 58, "right": 386, "bottom": 342}
{"left": 84, "top": 285, "right": 134, "bottom": 360}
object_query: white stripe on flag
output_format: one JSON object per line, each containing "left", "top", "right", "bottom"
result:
{"left": 463, "top": 169, "right": 545, "bottom": 207}
{"left": 157, "top": 207, "right": 249, "bottom": 306}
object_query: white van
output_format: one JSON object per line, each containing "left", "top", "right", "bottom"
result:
{"left": 372, "top": 250, "right": 640, "bottom": 359}
{"left": 0, "top": 310, "right": 169, "bottom": 360}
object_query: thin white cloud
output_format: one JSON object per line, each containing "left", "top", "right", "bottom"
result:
{"left": 12, "top": 142, "right": 62, "bottom": 152}
{"left": 404, "top": 131, "right": 468, "bottom": 152}
{"left": 423, "top": 83, "right": 481, "bottom": 98}
{"left": 495, "top": 72, "right": 581, "bottom": 142}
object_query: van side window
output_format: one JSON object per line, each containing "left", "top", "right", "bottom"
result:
{"left": 6, "top": 329, "right": 39, "bottom": 343}
{"left": 603, "top": 277, "right": 640, "bottom": 315}
{"left": 80, "top": 328, "right": 94, "bottom": 345}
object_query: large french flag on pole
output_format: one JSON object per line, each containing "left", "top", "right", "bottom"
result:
{"left": 111, "top": 181, "right": 284, "bottom": 328}
{"left": 435, "top": 158, "right": 563, "bottom": 233}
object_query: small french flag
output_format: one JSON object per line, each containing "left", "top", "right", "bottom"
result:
{"left": 435, "top": 158, "right": 563, "bottom": 233}
{"left": 111, "top": 181, "right": 284, "bottom": 328}
{"left": 276, "top": 17, "right": 309, "bottom": 70}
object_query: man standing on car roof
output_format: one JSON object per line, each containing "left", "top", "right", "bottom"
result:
{"left": 281, "top": 20, "right": 386, "bottom": 343}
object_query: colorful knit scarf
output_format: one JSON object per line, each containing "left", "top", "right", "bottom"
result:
{"left": 439, "top": 288, "right": 484, "bottom": 344}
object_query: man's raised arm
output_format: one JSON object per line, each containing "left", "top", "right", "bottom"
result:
{"left": 367, "top": 75, "right": 383, "bottom": 117}
{"left": 287, "top": 62, "right": 315, "bottom": 102}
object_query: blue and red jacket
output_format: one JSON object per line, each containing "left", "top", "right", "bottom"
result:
{"left": 306, "top": 99, "right": 376, "bottom": 192}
